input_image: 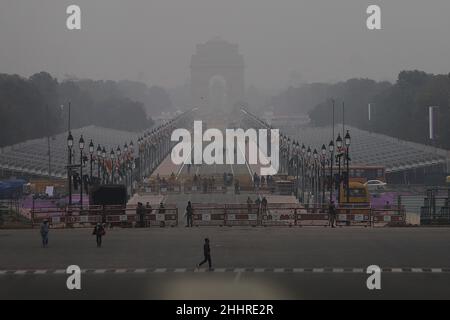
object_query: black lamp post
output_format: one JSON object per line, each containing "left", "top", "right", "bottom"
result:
{"left": 295, "top": 142, "right": 300, "bottom": 199}
{"left": 110, "top": 149, "right": 115, "bottom": 184}
{"left": 79, "top": 135, "right": 85, "bottom": 209}
{"left": 321, "top": 144, "right": 327, "bottom": 206}
{"left": 89, "top": 140, "right": 94, "bottom": 179}
{"left": 301, "top": 144, "right": 306, "bottom": 202}
{"left": 345, "top": 130, "right": 351, "bottom": 203}
{"left": 117, "top": 146, "right": 122, "bottom": 183}
{"left": 329, "top": 140, "right": 335, "bottom": 204}
{"left": 67, "top": 132, "right": 74, "bottom": 206}
{"left": 101, "top": 147, "right": 106, "bottom": 184}
{"left": 96, "top": 145, "right": 102, "bottom": 180}
{"left": 336, "top": 134, "right": 343, "bottom": 204}
{"left": 313, "top": 149, "right": 318, "bottom": 203}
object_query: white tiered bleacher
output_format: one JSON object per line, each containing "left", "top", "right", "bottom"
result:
{"left": 0, "top": 126, "right": 142, "bottom": 178}
{"left": 285, "top": 125, "right": 448, "bottom": 173}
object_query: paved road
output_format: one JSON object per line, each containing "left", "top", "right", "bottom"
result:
{"left": 1, "top": 228, "right": 450, "bottom": 299}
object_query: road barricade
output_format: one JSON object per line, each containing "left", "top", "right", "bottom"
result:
{"left": 296, "top": 210, "right": 330, "bottom": 226}
{"left": 263, "top": 204, "right": 299, "bottom": 226}
{"left": 225, "top": 204, "right": 258, "bottom": 226}
{"left": 192, "top": 204, "right": 225, "bottom": 226}
{"left": 336, "top": 207, "right": 372, "bottom": 227}
{"left": 372, "top": 208, "right": 406, "bottom": 227}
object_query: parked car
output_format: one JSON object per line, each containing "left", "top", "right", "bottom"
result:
{"left": 364, "top": 180, "right": 387, "bottom": 190}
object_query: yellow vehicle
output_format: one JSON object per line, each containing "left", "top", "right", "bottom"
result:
{"left": 339, "top": 182, "right": 370, "bottom": 206}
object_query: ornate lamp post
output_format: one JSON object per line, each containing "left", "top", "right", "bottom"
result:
{"left": 67, "top": 132, "right": 74, "bottom": 206}
{"left": 345, "top": 130, "right": 352, "bottom": 203}
{"left": 336, "top": 134, "right": 343, "bottom": 203}
{"left": 89, "top": 140, "right": 94, "bottom": 180}
{"left": 329, "top": 140, "right": 335, "bottom": 203}
{"left": 79, "top": 135, "right": 85, "bottom": 209}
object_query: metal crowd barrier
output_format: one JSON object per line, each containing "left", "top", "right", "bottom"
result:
{"left": 31, "top": 204, "right": 178, "bottom": 228}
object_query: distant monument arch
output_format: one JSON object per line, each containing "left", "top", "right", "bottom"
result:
{"left": 190, "top": 38, "right": 245, "bottom": 110}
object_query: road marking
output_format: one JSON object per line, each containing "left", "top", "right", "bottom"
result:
{"left": 94, "top": 269, "right": 107, "bottom": 274}
{"left": 115, "top": 269, "right": 127, "bottom": 274}
{"left": 2, "top": 267, "right": 450, "bottom": 275}
{"left": 34, "top": 270, "right": 48, "bottom": 275}
{"left": 134, "top": 269, "right": 147, "bottom": 274}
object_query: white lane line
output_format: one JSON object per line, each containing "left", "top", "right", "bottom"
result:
{"left": 174, "top": 268, "right": 186, "bottom": 273}
{"left": 313, "top": 268, "right": 324, "bottom": 273}
{"left": 391, "top": 268, "right": 403, "bottom": 273}
{"left": 293, "top": 268, "right": 305, "bottom": 273}
{"left": 134, "top": 269, "right": 147, "bottom": 274}
{"left": 432, "top": 268, "right": 443, "bottom": 273}
{"left": 333, "top": 268, "right": 345, "bottom": 273}
{"left": 54, "top": 269, "right": 66, "bottom": 274}
{"left": 353, "top": 268, "right": 364, "bottom": 273}
{"left": 254, "top": 268, "right": 265, "bottom": 273}
{"left": 412, "top": 268, "right": 423, "bottom": 273}
{"left": 115, "top": 269, "right": 127, "bottom": 274}
{"left": 14, "top": 270, "right": 28, "bottom": 275}
{"left": 274, "top": 268, "right": 285, "bottom": 273}
{"left": 154, "top": 268, "right": 167, "bottom": 273}
{"left": 94, "top": 269, "right": 107, "bottom": 274}
{"left": 214, "top": 268, "right": 226, "bottom": 273}
{"left": 0, "top": 271, "right": 8, "bottom": 275}
{"left": 34, "top": 270, "right": 48, "bottom": 275}
{"left": 234, "top": 268, "right": 246, "bottom": 273}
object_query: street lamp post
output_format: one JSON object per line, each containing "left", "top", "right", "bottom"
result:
{"left": 295, "top": 142, "right": 300, "bottom": 199}
{"left": 313, "top": 149, "right": 318, "bottom": 205}
{"left": 329, "top": 140, "right": 335, "bottom": 204}
{"left": 301, "top": 144, "right": 306, "bottom": 202}
{"left": 67, "top": 132, "right": 74, "bottom": 206}
{"left": 321, "top": 144, "right": 327, "bottom": 206}
{"left": 110, "top": 149, "right": 115, "bottom": 184}
{"left": 336, "top": 134, "right": 343, "bottom": 204}
{"left": 96, "top": 145, "right": 102, "bottom": 180}
{"left": 79, "top": 135, "right": 85, "bottom": 210}
{"left": 101, "top": 147, "right": 106, "bottom": 184}
{"left": 345, "top": 130, "right": 351, "bottom": 204}
{"left": 89, "top": 140, "right": 94, "bottom": 180}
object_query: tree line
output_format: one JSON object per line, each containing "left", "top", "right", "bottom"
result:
{"left": 0, "top": 72, "right": 173, "bottom": 147}
{"left": 271, "top": 70, "right": 450, "bottom": 149}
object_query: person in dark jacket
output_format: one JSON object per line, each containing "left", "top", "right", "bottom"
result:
{"left": 40, "top": 220, "right": 49, "bottom": 248}
{"left": 329, "top": 201, "right": 337, "bottom": 228}
{"left": 197, "top": 238, "right": 212, "bottom": 270}
{"left": 93, "top": 223, "right": 106, "bottom": 247}
{"left": 186, "top": 201, "right": 194, "bottom": 227}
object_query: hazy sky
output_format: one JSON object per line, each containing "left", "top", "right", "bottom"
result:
{"left": 1, "top": 0, "right": 449, "bottom": 90}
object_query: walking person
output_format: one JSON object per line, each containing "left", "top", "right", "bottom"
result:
{"left": 40, "top": 219, "right": 49, "bottom": 248}
{"left": 93, "top": 223, "right": 106, "bottom": 247}
{"left": 197, "top": 238, "right": 212, "bottom": 270}
{"left": 328, "top": 201, "right": 337, "bottom": 228}
{"left": 186, "top": 201, "right": 194, "bottom": 227}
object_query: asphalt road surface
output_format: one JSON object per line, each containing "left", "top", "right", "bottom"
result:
{"left": 1, "top": 227, "right": 450, "bottom": 299}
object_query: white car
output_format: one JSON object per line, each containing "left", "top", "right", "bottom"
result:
{"left": 364, "top": 180, "right": 387, "bottom": 190}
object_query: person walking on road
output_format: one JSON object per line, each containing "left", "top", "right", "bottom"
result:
{"left": 40, "top": 220, "right": 49, "bottom": 248}
{"left": 93, "top": 223, "right": 106, "bottom": 247}
{"left": 197, "top": 238, "right": 212, "bottom": 270}
{"left": 186, "top": 201, "right": 194, "bottom": 227}
{"left": 329, "top": 201, "right": 337, "bottom": 228}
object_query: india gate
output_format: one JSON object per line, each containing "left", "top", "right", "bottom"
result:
{"left": 190, "top": 38, "right": 245, "bottom": 110}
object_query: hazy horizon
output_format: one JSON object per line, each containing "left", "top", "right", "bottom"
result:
{"left": 1, "top": 0, "right": 450, "bottom": 91}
